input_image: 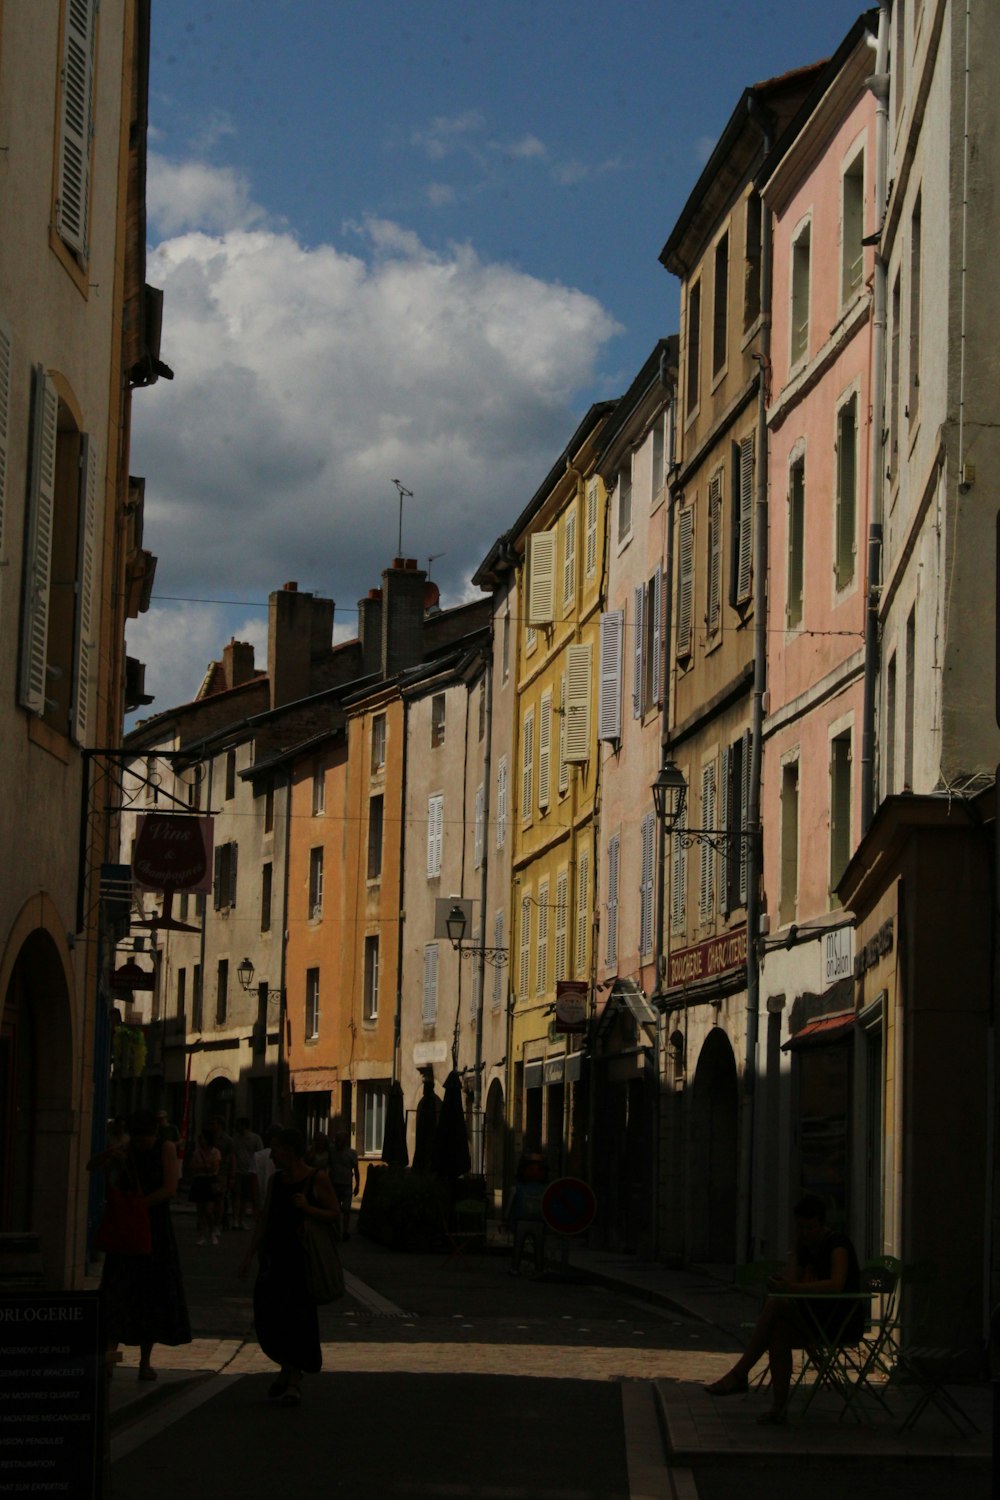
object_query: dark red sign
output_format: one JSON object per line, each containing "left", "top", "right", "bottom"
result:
{"left": 554, "top": 980, "right": 588, "bottom": 1034}
{"left": 541, "top": 1177, "right": 597, "bottom": 1236}
{"left": 667, "top": 924, "right": 747, "bottom": 989}
{"left": 132, "top": 814, "right": 213, "bottom": 894}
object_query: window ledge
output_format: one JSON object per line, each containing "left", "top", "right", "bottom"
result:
{"left": 27, "top": 716, "right": 72, "bottom": 763}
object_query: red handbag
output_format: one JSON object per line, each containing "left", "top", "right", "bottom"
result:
{"left": 95, "top": 1181, "right": 152, "bottom": 1255}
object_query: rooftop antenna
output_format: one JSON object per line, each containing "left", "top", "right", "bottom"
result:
{"left": 391, "top": 479, "right": 413, "bottom": 558}
{"left": 427, "top": 551, "right": 446, "bottom": 577}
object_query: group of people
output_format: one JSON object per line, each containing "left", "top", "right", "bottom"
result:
{"left": 89, "top": 1110, "right": 360, "bottom": 1403}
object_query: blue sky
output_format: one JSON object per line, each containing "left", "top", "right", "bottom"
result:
{"left": 129, "top": 0, "right": 870, "bottom": 717}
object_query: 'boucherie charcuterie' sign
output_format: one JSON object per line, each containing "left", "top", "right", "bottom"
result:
{"left": 668, "top": 925, "right": 747, "bottom": 989}
{"left": 132, "top": 813, "right": 214, "bottom": 893}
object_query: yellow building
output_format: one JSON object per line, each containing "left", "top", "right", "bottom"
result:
{"left": 507, "top": 404, "right": 614, "bottom": 1175}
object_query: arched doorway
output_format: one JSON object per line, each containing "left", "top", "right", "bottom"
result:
{"left": 689, "top": 1027, "right": 739, "bottom": 1264}
{"left": 0, "top": 929, "right": 74, "bottom": 1282}
{"left": 484, "top": 1078, "right": 505, "bottom": 1201}
{"left": 203, "top": 1074, "right": 236, "bottom": 1132}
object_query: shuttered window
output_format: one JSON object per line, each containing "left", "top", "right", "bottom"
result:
{"left": 720, "top": 744, "right": 733, "bottom": 917}
{"left": 739, "top": 728, "right": 751, "bottom": 907}
{"left": 536, "top": 882, "right": 549, "bottom": 996}
{"left": 835, "top": 395, "right": 858, "bottom": 590}
{"left": 492, "top": 912, "right": 505, "bottom": 1010}
{"left": 558, "top": 676, "right": 569, "bottom": 795}
{"left": 527, "top": 531, "right": 556, "bottom": 624}
{"left": 639, "top": 813, "right": 656, "bottom": 956}
{"left": 598, "top": 611, "right": 623, "bottom": 742}
{"left": 562, "top": 509, "right": 576, "bottom": 608}
{"left": 699, "top": 763, "right": 716, "bottom": 921}
{"left": 576, "top": 849, "right": 590, "bottom": 976}
{"left": 606, "top": 834, "right": 620, "bottom": 967}
{"left": 20, "top": 369, "right": 57, "bottom": 715}
{"left": 0, "top": 321, "right": 11, "bottom": 562}
{"left": 427, "top": 792, "right": 443, "bottom": 876}
{"left": 521, "top": 710, "right": 534, "bottom": 821}
{"left": 519, "top": 894, "right": 532, "bottom": 998}
{"left": 671, "top": 824, "right": 687, "bottom": 933}
{"left": 474, "top": 784, "right": 484, "bottom": 868}
{"left": 71, "top": 433, "right": 97, "bottom": 745}
{"left": 564, "top": 643, "right": 592, "bottom": 762}
{"left": 555, "top": 870, "right": 568, "bottom": 981}
{"left": 632, "top": 585, "right": 644, "bottom": 719}
{"left": 731, "top": 435, "right": 754, "bottom": 607}
{"left": 538, "top": 692, "right": 552, "bottom": 810}
{"left": 676, "top": 506, "right": 695, "bottom": 659}
{"left": 707, "top": 471, "right": 723, "bottom": 637}
{"left": 56, "top": 0, "right": 96, "bottom": 259}
{"left": 496, "top": 755, "right": 508, "bottom": 848}
{"left": 422, "top": 943, "right": 439, "bottom": 1024}
{"left": 585, "top": 478, "right": 599, "bottom": 577}
{"left": 650, "top": 565, "right": 663, "bottom": 707}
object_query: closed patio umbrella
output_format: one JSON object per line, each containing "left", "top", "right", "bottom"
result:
{"left": 380, "top": 1080, "right": 409, "bottom": 1168}
{"left": 432, "top": 1070, "right": 471, "bottom": 1181}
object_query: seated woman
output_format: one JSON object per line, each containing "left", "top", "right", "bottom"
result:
{"left": 706, "top": 1193, "right": 863, "bottom": 1424}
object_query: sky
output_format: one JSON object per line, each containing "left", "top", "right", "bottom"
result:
{"left": 127, "top": 0, "right": 870, "bottom": 721}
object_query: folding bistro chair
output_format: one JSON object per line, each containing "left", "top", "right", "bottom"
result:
{"left": 889, "top": 1261, "right": 982, "bottom": 1436}
{"left": 835, "top": 1257, "right": 903, "bottom": 1421}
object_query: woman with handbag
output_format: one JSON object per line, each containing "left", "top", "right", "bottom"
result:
{"left": 238, "top": 1127, "right": 340, "bottom": 1407}
{"left": 88, "top": 1108, "right": 191, "bottom": 1380}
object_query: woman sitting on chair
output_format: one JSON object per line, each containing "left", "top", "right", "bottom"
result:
{"left": 706, "top": 1193, "right": 863, "bottom": 1424}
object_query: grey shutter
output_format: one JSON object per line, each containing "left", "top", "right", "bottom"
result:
{"left": 676, "top": 506, "right": 695, "bottom": 657}
{"left": 736, "top": 436, "right": 754, "bottom": 604}
{"left": 56, "top": 0, "right": 95, "bottom": 258}
{"left": 423, "top": 943, "right": 439, "bottom": 1024}
{"left": 632, "top": 584, "right": 644, "bottom": 718}
{"left": 229, "top": 843, "right": 239, "bottom": 908}
{"left": 213, "top": 846, "right": 223, "bottom": 910}
{"left": 707, "top": 473, "right": 723, "bottom": 634}
{"left": 20, "top": 368, "right": 58, "bottom": 714}
{"left": 606, "top": 835, "right": 620, "bottom": 967}
{"left": 575, "top": 849, "right": 589, "bottom": 975}
{"left": 639, "top": 813, "right": 655, "bottom": 955}
{"left": 699, "top": 764, "right": 716, "bottom": 919}
{"left": 0, "top": 320, "right": 11, "bottom": 557}
{"left": 538, "top": 693, "right": 552, "bottom": 809}
{"left": 720, "top": 743, "right": 733, "bottom": 916}
{"left": 671, "top": 826, "right": 686, "bottom": 933}
{"left": 558, "top": 675, "right": 569, "bottom": 795}
{"left": 71, "top": 433, "right": 98, "bottom": 745}
{"left": 598, "top": 610, "right": 623, "bottom": 742}
{"left": 521, "top": 712, "right": 534, "bottom": 815}
{"left": 651, "top": 565, "right": 663, "bottom": 706}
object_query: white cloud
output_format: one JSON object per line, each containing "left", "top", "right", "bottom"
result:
{"left": 147, "top": 153, "right": 268, "bottom": 237}
{"left": 693, "top": 135, "right": 717, "bottom": 167}
{"left": 126, "top": 607, "right": 268, "bottom": 725}
{"left": 410, "top": 111, "right": 486, "bottom": 161}
{"left": 426, "top": 181, "right": 457, "bottom": 207}
{"left": 508, "top": 134, "right": 548, "bottom": 161}
{"left": 129, "top": 178, "right": 621, "bottom": 714}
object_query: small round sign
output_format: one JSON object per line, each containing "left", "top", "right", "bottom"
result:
{"left": 541, "top": 1177, "right": 596, "bottom": 1236}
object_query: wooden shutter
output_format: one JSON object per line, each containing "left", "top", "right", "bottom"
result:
{"left": 739, "top": 728, "right": 752, "bottom": 906}
{"left": 536, "top": 882, "right": 549, "bottom": 995}
{"left": 519, "top": 895, "right": 531, "bottom": 998}
{"left": 576, "top": 849, "right": 590, "bottom": 975}
{"left": 563, "top": 509, "right": 576, "bottom": 607}
{"left": 598, "top": 611, "right": 623, "bottom": 742}
{"left": 671, "top": 824, "right": 686, "bottom": 932}
{"left": 736, "top": 435, "right": 754, "bottom": 604}
{"left": 423, "top": 943, "right": 439, "bottom": 1024}
{"left": 555, "top": 870, "right": 568, "bottom": 981}
{"left": 496, "top": 756, "right": 507, "bottom": 848}
{"left": 71, "top": 433, "right": 98, "bottom": 745}
{"left": 213, "top": 846, "right": 223, "bottom": 910}
{"left": 474, "top": 784, "right": 484, "bottom": 868}
{"left": 606, "top": 835, "right": 620, "bottom": 967}
{"left": 20, "top": 368, "right": 57, "bottom": 714}
{"left": 720, "top": 743, "right": 733, "bottom": 916}
{"left": 676, "top": 506, "right": 695, "bottom": 657}
{"left": 639, "top": 813, "right": 655, "bottom": 955}
{"left": 564, "top": 642, "right": 592, "bottom": 762}
{"left": 632, "top": 585, "right": 644, "bottom": 718}
{"left": 521, "top": 710, "right": 534, "bottom": 818}
{"left": 699, "top": 764, "right": 716, "bottom": 919}
{"left": 56, "top": 0, "right": 95, "bottom": 258}
{"left": 585, "top": 478, "right": 599, "bottom": 576}
{"left": 229, "top": 843, "right": 239, "bottom": 908}
{"left": 427, "top": 793, "right": 443, "bottom": 875}
{"left": 527, "top": 531, "right": 556, "bottom": 624}
{"left": 0, "top": 320, "right": 11, "bottom": 558}
{"left": 558, "top": 676, "right": 569, "bottom": 795}
{"left": 651, "top": 565, "right": 663, "bottom": 706}
{"left": 538, "top": 692, "right": 552, "bottom": 809}
{"left": 707, "top": 472, "right": 723, "bottom": 635}
{"left": 492, "top": 912, "right": 505, "bottom": 1009}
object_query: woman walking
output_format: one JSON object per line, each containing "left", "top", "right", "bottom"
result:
{"left": 239, "top": 1127, "right": 340, "bottom": 1406}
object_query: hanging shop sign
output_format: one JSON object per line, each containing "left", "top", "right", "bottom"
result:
{"left": 824, "top": 927, "right": 855, "bottom": 986}
{"left": 667, "top": 925, "right": 747, "bottom": 989}
{"left": 554, "top": 980, "right": 589, "bottom": 1034}
{"left": 132, "top": 813, "right": 214, "bottom": 894}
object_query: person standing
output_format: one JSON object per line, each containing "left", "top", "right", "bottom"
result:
{"left": 329, "top": 1127, "right": 360, "bottom": 1240}
{"left": 505, "top": 1152, "right": 548, "bottom": 1276}
{"left": 232, "top": 1118, "right": 263, "bottom": 1229}
{"left": 188, "top": 1131, "right": 222, "bottom": 1246}
{"left": 210, "top": 1115, "right": 235, "bottom": 1232}
{"left": 239, "top": 1128, "right": 339, "bottom": 1406}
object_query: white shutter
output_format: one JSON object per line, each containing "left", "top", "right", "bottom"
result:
{"left": 20, "top": 368, "right": 58, "bottom": 715}
{"left": 536, "top": 881, "right": 549, "bottom": 995}
{"left": 423, "top": 943, "right": 439, "bottom": 1024}
{"left": 575, "top": 849, "right": 590, "bottom": 975}
{"left": 639, "top": 812, "right": 655, "bottom": 955}
{"left": 651, "top": 565, "right": 663, "bottom": 706}
{"left": 676, "top": 506, "right": 695, "bottom": 657}
{"left": 671, "top": 824, "right": 686, "bottom": 933}
{"left": 606, "top": 835, "right": 620, "bottom": 967}
{"left": 72, "top": 433, "right": 98, "bottom": 745}
{"left": 427, "top": 793, "right": 443, "bottom": 876}
{"left": 558, "top": 675, "right": 569, "bottom": 795}
{"left": 707, "top": 472, "right": 723, "bottom": 635}
{"left": 527, "top": 531, "right": 556, "bottom": 624}
{"left": 474, "top": 784, "right": 484, "bottom": 868}
{"left": 720, "top": 743, "right": 733, "bottom": 916}
{"left": 598, "top": 611, "right": 623, "bottom": 742}
{"left": 56, "top": 0, "right": 95, "bottom": 258}
{"left": 563, "top": 510, "right": 577, "bottom": 606}
{"left": 0, "top": 320, "right": 11, "bottom": 559}
{"left": 521, "top": 710, "right": 534, "bottom": 818}
{"left": 585, "top": 478, "right": 599, "bottom": 577}
{"left": 496, "top": 756, "right": 507, "bottom": 848}
{"left": 564, "top": 642, "right": 592, "bottom": 762}
{"left": 492, "top": 911, "right": 505, "bottom": 1009}
{"left": 740, "top": 728, "right": 752, "bottom": 906}
{"left": 633, "top": 584, "right": 644, "bottom": 718}
{"left": 538, "top": 692, "right": 552, "bottom": 809}
{"left": 555, "top": 870, "right": 568, "bottom": 980}
{"left": 699, "top": 763, "right": 716, "bottom": 920}
{"left": 519, "top": 894, "right": 531, "bottom": 998}
{"left": 736, "top": 435, "right": 754, "bottom": 604}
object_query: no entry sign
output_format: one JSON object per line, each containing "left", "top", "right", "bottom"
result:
{"left": 541, "top": 1177, "right": 596, "bottom": 1236}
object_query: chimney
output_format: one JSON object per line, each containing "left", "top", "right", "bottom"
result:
{"left": 222, "top": 639, "right": 256, "bottom": 689}
{"left": 381, "top": 558, "right": 427, "bottom": 677}
{"left": 267, "top": 583, "right": 334, "bottom": 709}
{"left": 357, "top": 588, "right": 383, "bottom": 677}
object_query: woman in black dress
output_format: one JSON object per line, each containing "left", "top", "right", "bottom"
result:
{"left": 239, "top": 1127, "right": 340, "bottom": 1406}
{"left": 89, "top": 1108, "right": 192, "bottom": 1380}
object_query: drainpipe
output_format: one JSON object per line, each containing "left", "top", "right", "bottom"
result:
{"left": 861, "top": 4, "right": 891, "bottom": 834}
{"left": 473, "top": 651, "right": 493, "bottom": 1177}
{"left": 393, "top": 699, "right": 409, "bottom": 1087}
{"left": 738, "top": 90, "right": 773, "bottom": 1267}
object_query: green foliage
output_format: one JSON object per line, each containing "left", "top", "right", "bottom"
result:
{"left": 112, "top": 1026, "right": 147, "bottom": 1078}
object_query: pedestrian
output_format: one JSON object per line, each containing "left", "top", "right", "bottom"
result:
{"left": 238, "top": 1127, "right": 340, "bottom": 1406}
{"left": 88, "top": 1107, "right": 191, "bottom": 1380}
{"left": 329, "top": 1126, "right": 360, "bottom": 1240}
{"left": 505, "top": 1152, "right": 548, "bottom": 1277}
{"left": 210, "top": 1114, "right": 235, "bottom": 1232}
{"left": 253, "top": 1125, "right": 281, "bottom": 1216}
{"left": 156, "top": 1108, "right": 180, "bottom": 1145}
{"left": 188, "top": 1130, "right": 223, "bottom": 1246}
{"left": 306, "top": 1131, "right": 330, "bottom": 1171}
{"left": 232, "top": 1117, "right": 263, "bottom": 1229}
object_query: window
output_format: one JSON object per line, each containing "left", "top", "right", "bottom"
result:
{"left": 371, "top": 713, "right": 387, "bottom": 773}
{"left": 671, "top": 822, "right": 687, "bottom": 934}
{"left": 706, "top": 472, "right": 723, "bottom": 639}
{"left": 538, "top": 692, "right": 552, "bottom": 810}
{"left": 518, "top": 894, "right": 532, "bottom": 998}
{"left": 885, "top": 652, "right": 897, "bottom": 795}
{"left": 779, "top": 761, "right": 800, "bottom": 927}
{"left": 213, "top": 842, "right": 238, "bottom": 910}
{"left": 176, "top": 968, "right": 187, "bottom": 1023}
{"left": 430, "top": 694, "right": 446, "bottom": 748}
{"left": 633, "top": 568, "right": 663, "bottom": 715}
{"left": 558, "top": 676, "right": 569, "bottom": 796}
{"left": 527, "top": 531, "right": 556, "bottom": 625}
{"left": 496, "top": 756, "right": 507, "bottom": 848}
{"left": 368, "top": 795, "right": 384, "bottom": 880}
{"left": 305, "top": 968, "right": 320, "bottom": 1040}
{"left": 426, "top": 793, "right": 443, "bottom": 877}
{"left": 360, "top": 1083, "right": 389, "bottom": 1155}
{"left": 904, "top": 609, "right": 915, "bottom": 790}
{"left": 261, "top": 862, "right": 272, "bottom": 932}
{"left": 192, "top": 965, "right": 203, "bottom": 1031}
{"left": 842, "top": 150, "right": 865, "bottom": 304}
{"left": 474, "top": 784, "right": 485, "bottom": 868}
{"left": 478, "top": 680, "right": 486, "bottom": 742}
{"left": 521, "top": 709, "right": 535, "bottom": 820}
{"left": 744, "top": 191, "right": 762, "bottom": 329}
{"left": 18, "top": 370, "right": 98, "bottom": 741}
{"left": 309, "top": 847, "right": 324, "bottom": 917}
{"left": 699, "top": 764, "right": 717, "bottom": 921}
{"left": 617, "top": 461, "right": 633, "bottom": 544}
{"left": 536, "top": 882, "right": 549, "bottom": 996}
{"left": 791, "top": 222, "right": 811, "bottom": 366}
{"left": 829, "top": 732, "right": 852, "bottom": 897}
{"left": 216, "top": 959, "right": 229, "bottom": 1027}
{"left": 363, "top": 936, "right": 380, "bottom": 1021}
{"left": 55, "top": 0, "right": 96, "bottom": 260}
{"left": 585, "top": 479, "right": 599, "bottom": 577}
{"left": 492, "top": 912, "right": 505, "bottom": 1010}
{"left": 889, "top": 272, "right": 901, "bottom": 474}
{"left": 312, "top": 768, "right": 325, "bottom": 815}
{"left": 908, "top": 191, "right": 921, "bottom": 425}
{"left": 685, "top": 279, "right": 701, "bottom": 414}
{"left": 787, "top": 456, "right": 805, "bottom": 628}
{"left": 676, "top": 505, "right": 695, "bottom": 659}
{"left": 639, "top": 813, "right": 656, "bottom": 956}
{"left": 606, "top": 835, "right": 620, "bottom": 967}
{"left": 225, "top": 751, "right": 237, "bottom": 800}
{"left": 651, "top": 413, "right": 667, "bottom": 502}
{"left": 564, "top": 643, "right": 592, "bottom": 763}
{"left": 575, "top": 849, "right": 590, "bottom": 976}
{"left": 422, "top": 944, "right": 439, "bottom": 1025}
{"left": 712, "top": 231, "right": 729, "bottom": 376}
{"left": 501, "top": 612, "right": 511, "bottom": 681}
{"left": 562, "top": 509, "right": 577, "bottom": 607}
{"left": 264, "top": 780, "right": 274, "bottom": 834}
{"left": 835, "top": 395, "right": 858, "bottom": 589}
{"left": 721, "top": 731, "right": 751, "bottom": 913}
{"left": 598, "top": 610, "right": 624, "bottom": 742}
{"left": 554, "top": 871, "right": 568, "bottom": 981}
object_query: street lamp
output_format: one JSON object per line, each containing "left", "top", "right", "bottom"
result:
{"left": 236, "top": 957, "right": 282, "bottom": 999}
{"left": 651, "top": 760, "right": 688, "bottom": 832}
{"left": 651, "top": 762, "right": 754, "bottom": 858}
{"left": 445, "top": 902, "right": 508, "bottom": 967}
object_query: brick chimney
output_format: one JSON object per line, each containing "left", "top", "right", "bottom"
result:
{"left": 381, "top": 558, "right": 427, "bottom": 677}
{"left": 267, "top": 582, "right": 335, "bottom": 709}
{"left": 357, "top": 588, "right": 383, "bottom": 677}
{"left": 222, "top": 639, "right": 256, "bottom": 689}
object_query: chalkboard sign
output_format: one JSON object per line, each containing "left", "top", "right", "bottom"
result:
{"left": 0, "top": 1292, "right": 102, "bottom": 1498}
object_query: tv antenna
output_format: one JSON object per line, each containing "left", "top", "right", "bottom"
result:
{"left": 392, "top": 479, "right": 413, "bottom": 558}
{"left": 427, "top": 551, "right": 446, "bottom": 577}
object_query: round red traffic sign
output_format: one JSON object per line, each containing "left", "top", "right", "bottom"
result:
{"left": 541, "top": 1177, "right": 596, "bottom": 1236}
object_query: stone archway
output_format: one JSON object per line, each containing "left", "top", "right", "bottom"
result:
{"left": 484, "top": 1078, "right": 506, "bottom": 1201}
{"left": 689, "top": 1027, "right": 739, "bottom": 1264}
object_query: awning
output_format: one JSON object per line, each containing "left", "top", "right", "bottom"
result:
{"left": 782, "top": 1011, "right": 856, "bottom": 1051}
{"left": 524, "top": 1060, "right": 544, "bottom": 1090}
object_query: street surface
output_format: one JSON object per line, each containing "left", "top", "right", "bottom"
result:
{"left": 108, "top": 1208, "right": 992, "bottom": 1500}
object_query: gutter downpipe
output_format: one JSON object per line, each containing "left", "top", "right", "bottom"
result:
{"left": 393, "top": 699, "right": 409, "bottom": 1088}
{"left": 861, "top": 4, "right": 891, "bottom": 835}
{"left": 473, "top": 651, "right": 493, "bottom": 1176}
{"left": 738, "top": 90, "right": 772, "bottom": 1268}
